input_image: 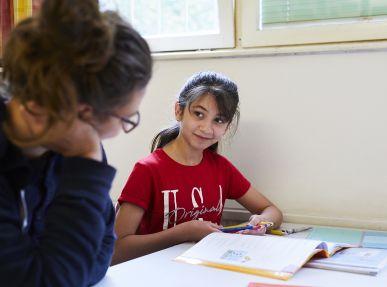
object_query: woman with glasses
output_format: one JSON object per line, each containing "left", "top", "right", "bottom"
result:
{"left": 112, "top": 71, "right": 282, "bottom": 265}
{"left": 0, "top": 0, "right": 152, "bottom": 286}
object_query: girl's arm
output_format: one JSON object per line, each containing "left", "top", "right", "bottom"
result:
{"left": 236, "top": 186, "right": 283, "bottom": 229}
{"left": 111, "top": 202, "right": 221, "bottom": 265}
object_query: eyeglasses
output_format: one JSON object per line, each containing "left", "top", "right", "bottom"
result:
{"left": 110, "top": 110, "right": 140, "bottom": 133}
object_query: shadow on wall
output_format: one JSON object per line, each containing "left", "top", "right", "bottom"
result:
{"left": 220, "top": 119, "right": 387, "bottom": 230}
{"left": 222, "top": 120, "right": 294, "bottom": 203}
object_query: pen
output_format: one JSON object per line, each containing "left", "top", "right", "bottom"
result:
{"left": 221, "top": 221, "right": 274, "bottom": 233}
{"left": 284, "top": 226, "right": 312, "bottom": 234}
{"left": 221, "top": 225, "right": 254, "bottom": 233}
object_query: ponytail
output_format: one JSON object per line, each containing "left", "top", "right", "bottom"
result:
{"left": 151, "top": 124, "right": 180, "bottom": 152}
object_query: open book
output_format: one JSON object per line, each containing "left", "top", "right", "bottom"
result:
{"left": 174, "top": 232, "right": 351, "bottom": 280}
{"left": 305, "top": 247, "right": 387, "bottom": 275}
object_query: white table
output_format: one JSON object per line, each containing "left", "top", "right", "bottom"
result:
{"left": 94, "top": 242, "right": 387, "bottom": 287}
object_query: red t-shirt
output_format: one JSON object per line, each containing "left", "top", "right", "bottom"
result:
{"left": 118, "top": 148, "right": 251, "bottom": 234}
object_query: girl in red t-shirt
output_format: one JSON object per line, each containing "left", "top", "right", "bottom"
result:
{"left": 112, "top": 71, "right": 283, "bottom": 265}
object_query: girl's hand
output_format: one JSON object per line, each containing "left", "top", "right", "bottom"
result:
{"left": 236, "top": 224, "right": 266, "bottom": 236}
{"left": 178, "top": 220, "right": 221, "bottom": 242}
{"left": 248, "top": 214, "right": 273, "bottom": 229}
{"left": 233, "top": 214, "right": 275, "bottom": 236}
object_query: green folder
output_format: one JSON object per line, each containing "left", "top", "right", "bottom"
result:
{"left": 307, "top": 227, "right": 363, "bottom": 246}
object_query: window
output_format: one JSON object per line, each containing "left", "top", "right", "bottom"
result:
{"left": 99, "top": 0, "right": 234, "bottom": 52}
{"left": 237, "top": 0, "right": 387, "bottom": 47}
{"left": 2, "top": 1, "right": 387, "bottom": 57}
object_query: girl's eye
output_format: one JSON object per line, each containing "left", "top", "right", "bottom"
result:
{"left": 193, "top": 111, "right": 204, "bottom": 118}
{"left": 215, "top": 117, "right": 227, "bottom": 124}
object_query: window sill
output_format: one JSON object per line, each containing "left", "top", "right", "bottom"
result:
{"left": 152, "top": 40, "right": 387, "bottom": 61}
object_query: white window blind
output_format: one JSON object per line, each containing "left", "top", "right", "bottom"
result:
{"left": 262, "top": 0, "right": 387, "bottom": 26}
{"left": 238, "top": 0, "right": 387, "bottom": 47}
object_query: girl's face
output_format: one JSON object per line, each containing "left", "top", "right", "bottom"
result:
{"left": 176, "top": 93, "right": 229, "bottom": 152}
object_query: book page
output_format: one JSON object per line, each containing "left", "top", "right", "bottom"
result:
{"left": 324, "top": 242, "right": 347, "bottom": 256}
{"left": 176, "top": 233, "right": 324, "bottom": 274}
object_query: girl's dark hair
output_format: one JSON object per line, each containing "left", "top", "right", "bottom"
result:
{"left": 2, "top": 0, "right": 152, "bottom": 139}
{"left": 151, "top": 71, "right": 239, "bottom": 152}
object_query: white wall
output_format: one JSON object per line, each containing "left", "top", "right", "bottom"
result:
{"left": 103, "top": 48, "right": 387, "bottom": 230}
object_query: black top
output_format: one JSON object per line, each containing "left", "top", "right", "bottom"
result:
{"left": 0, "top": 99, "right": 116, "bottom": 286}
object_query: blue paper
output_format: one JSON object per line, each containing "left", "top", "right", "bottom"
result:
{"left": 362, "top": 231, "right": 387, "bottom": 249}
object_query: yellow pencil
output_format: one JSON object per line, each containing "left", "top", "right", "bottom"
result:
{"left": 269, "top": 229, "right": 286, "bottom": 236}
{"left": 222, "top": 223, "right": 249, "bottom": 229}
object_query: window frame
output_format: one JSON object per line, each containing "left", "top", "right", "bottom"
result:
{"left": 143, "top": 0, "right": 235, "bottom": 52}
{"left": 237, "top": 0, "right": 387, "bottom": 48}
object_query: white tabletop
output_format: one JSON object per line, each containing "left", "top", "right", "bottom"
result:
{"left": 94, "top": 242, "right": 387, "bottom": 287}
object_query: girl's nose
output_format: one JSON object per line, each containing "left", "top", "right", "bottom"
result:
{"left": 199, "top": 121, "right": 213, "bottom": 134}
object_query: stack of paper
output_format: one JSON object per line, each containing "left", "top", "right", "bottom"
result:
{"left": 306, "top": 247, "right": 387, "bottom": 275}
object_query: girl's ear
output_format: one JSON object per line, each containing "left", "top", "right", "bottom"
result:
{"left": 18, "top": 101, "right": 48, "bottom": 137}
{"left": 23, "top": 100, "right": 47, "bottom": 116}
{"left": 174, "top": 101, "right": 183, "bottom": 121}
{"left": 77, "top": 104, "right": 94, "bottom": 121}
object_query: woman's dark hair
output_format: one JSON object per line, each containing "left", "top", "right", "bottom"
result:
{"left": 2, "top": 0, "right": 152, "bottom": 140}
{"left": 151, "top": 71, "right": 239, "bottom": 152}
